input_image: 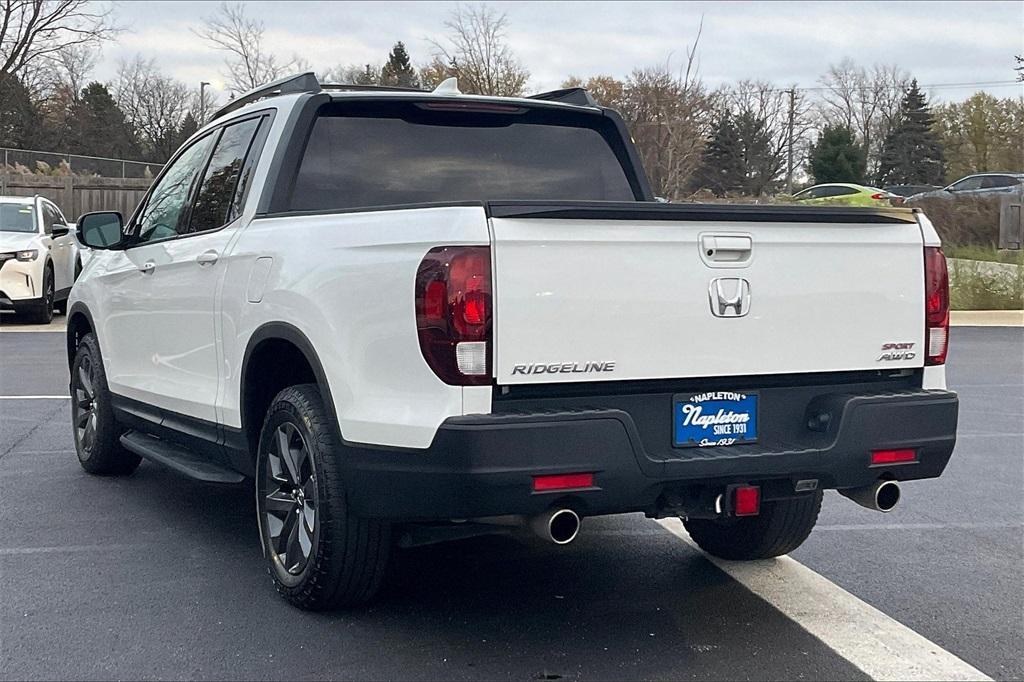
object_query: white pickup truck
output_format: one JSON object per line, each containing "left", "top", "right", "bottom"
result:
{"left": 67, "top": 73, "right": 958, "bottom": 611}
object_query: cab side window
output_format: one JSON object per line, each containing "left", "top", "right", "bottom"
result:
{"left": 188, "top": 117, "right": 262, "bottom": 234}
{"left": 134, "top": 134, "right": 216, "bottom": 244}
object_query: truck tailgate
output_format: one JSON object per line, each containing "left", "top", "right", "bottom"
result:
{"left": 488, "top": 202, "right": 925, "bottom": 385}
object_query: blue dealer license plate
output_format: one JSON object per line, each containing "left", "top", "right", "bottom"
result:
{"left": 673, "top": 392, "right": 758, "bottom": 448}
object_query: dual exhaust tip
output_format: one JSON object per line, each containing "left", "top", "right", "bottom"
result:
{"left": 840, "top": 480, "right": 901, "bottom": 512}
{"left": 529, "top": 481, "right": 898, "bottom": 544}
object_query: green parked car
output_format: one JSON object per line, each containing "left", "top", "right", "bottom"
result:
{"left": 792, "top": 183, "right": 897, "bottom": 206}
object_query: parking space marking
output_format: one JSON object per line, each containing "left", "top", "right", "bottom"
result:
{"left": 0, "top": 395, "right": 70, "bottom": 399}
{"left": 657, "top": 518, "right": 991, "bottom": 682}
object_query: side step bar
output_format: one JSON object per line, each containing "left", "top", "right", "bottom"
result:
{"left": 120, "top": 431, "right": 245, "bottom": 484}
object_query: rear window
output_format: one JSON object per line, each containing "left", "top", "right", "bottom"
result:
{"left": 287, "top": 101, "right": 637, "bottom": 212}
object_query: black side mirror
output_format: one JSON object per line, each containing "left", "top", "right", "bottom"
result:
{"left": 76, "top": 212, "right": 125, "bottom": 249}
{"left": 51, "top": 224, "right": 70, "bottom": 238}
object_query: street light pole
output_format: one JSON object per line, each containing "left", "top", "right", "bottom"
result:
{"left": 200, "top": 81, "right": 211, "bottom": 122}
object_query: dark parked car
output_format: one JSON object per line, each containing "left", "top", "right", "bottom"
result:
{"left": 907, "top": 173, "right": 1024, "bottom": 201}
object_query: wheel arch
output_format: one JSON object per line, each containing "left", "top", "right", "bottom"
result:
{"left": 239, "top": 322, "right": 341, "bottom": 458}
{"left": 66, "top": 302, "right": 96, "bottom": 369}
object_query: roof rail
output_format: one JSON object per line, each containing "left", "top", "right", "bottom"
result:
{"left": 528, "top": 87, "right": 599, "bottom": 108}
{"left": 210, "top": 72, "right": 320, "bottom": 122}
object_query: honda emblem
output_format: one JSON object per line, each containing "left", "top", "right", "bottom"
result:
{"left": 709, "top": 278, "right": 751, "bottom": 318}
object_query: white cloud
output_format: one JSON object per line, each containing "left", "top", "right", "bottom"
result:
{"left": 92, "top": 0, "right": 1024, "bottom": 103}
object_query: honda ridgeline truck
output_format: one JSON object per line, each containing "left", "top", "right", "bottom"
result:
{"left": 67, "top": 74, "right": 958, "bottom": 610}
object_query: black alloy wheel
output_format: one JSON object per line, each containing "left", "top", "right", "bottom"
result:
{"left": 260, "top": 422, "right": 319, "bottom": 579}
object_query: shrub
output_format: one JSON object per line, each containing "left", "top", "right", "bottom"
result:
{"left": 949, "top": 259, "right": 1023, "bottom": 310}
{"left": 907, "top": 194, "right": 1007, "bottom": 246}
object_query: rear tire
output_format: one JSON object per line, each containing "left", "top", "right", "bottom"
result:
{"left": 256, "top": 383, "right": 391, "bottom": 610}
{"left": 684, "top": 491, "right": 823, "bottom": 560}
{"left": 71, "top": 333, "right": 141, "bottom": 476}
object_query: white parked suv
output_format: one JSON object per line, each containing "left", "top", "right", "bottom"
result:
{"left": 0, "top": 195, "right": 81, "bottom": 323}
{"left": 67, "top": 74, "right": 959, "bottom": 610}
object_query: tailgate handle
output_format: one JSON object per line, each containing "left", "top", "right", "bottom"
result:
{"left": 701, "top": 235, "right": 752, "bottom": 265}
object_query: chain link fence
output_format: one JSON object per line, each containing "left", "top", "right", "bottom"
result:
{"left": 1, "top": 147, "right": 163, "bottom": 179}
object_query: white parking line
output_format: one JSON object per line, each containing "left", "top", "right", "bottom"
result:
{"left": 0, "top": 395, "right": 70, "bottom": 399}
{"left": 657, "top": 518, "right": 991, "bottom": 682}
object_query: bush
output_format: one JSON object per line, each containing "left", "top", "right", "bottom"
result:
{"left": 949, "top": 259, "right": 1023, "bottom": 310}
{"left": 906, "top": 194, "right": 1006, "bottom": 246}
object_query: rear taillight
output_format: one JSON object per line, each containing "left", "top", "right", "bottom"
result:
{"left": 870, "top": 192, "right": 886, "bottom": 200}
{"left": 415, "top": 246, "right": 492, "bottom": 385}
{"left": 924, "top": 246, "right": 949, "bottom": 365}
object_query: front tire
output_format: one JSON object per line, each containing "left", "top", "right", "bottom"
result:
{"left": 24, "top": 265, "right": 54, "bottom": 324}
{"left": 71, "top": 333, "right": 141, "bottom": 475}
{"left": 256, "top": 383, "right": 391, "bottom": 610}
{"left": 684, "top": 491, "right": 823, "bottom": 560}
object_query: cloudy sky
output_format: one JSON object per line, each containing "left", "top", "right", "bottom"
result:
{"left": 98, "top": 1, "right": 1023, "bottom": 103}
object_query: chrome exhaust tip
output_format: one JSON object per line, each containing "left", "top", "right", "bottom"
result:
{"left": 839, "top": 480, "right": 901, "bottom": 513}
{"left": 531, "top": 508, "right": 581, "bottom": 544}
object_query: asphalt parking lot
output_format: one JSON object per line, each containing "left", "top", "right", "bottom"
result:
{"left": 0, "top": 318, "right": 1020, "bottom": 681}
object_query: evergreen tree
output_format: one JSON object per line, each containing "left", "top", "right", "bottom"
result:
{"left": 877, "top": 80, "right": 945, "bottom": 185}
{"left": 810, "top": 125, "right": 866, "bottom": 184}
{"left": 380, "top": 42, "right": 420, "bottom": 88}
{"left": 66, "top": 82, "right": 141, "bottom": 159}
{"left": 734, "top": 111, "right": 783, "bottom": 196}
{"left": 694, "top": 114, "right": 744, "bottom": 196}
{"left": 0, "top": 74, "right": 41, "bottom": 149}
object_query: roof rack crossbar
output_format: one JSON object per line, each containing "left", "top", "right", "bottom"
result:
{"left": 528, "top": 87, "right": 599, "bottom": 108}
{"left": 210, "top": 72, "right": 321, "bottom": 122}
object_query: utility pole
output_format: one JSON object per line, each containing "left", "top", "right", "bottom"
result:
{"left": 200, "top": 81, "right": 211, "bottom": 122}
{"left": 785, "top": 87, "right": 797, "bottom": 194}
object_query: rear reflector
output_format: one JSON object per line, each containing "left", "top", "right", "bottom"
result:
{"left": 533, "top": 473, "right": 594, "bottom": 492}
{"left": 734, "top": 485, "right": 761, "bottom": 516}
{"left": 871, "top": 448, "right": 917, "bottom": 465}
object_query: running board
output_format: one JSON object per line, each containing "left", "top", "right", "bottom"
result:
{"left": 120, "top": 431, "right": 245, "bottom": 484}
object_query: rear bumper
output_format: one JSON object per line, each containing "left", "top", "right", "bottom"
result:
{"left": 344, "top": 388, "right": 958, "bottom": 521}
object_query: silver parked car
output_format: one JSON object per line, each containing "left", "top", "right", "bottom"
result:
{"left": 907, "top": 173, "right": 1024, "bottom": 201}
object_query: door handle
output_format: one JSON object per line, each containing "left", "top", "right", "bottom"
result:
{"left": 196, "top": 250, "right": 219, "bottom": 266}
{"left": 139, "top": 261, "right": 156, "bottom": 274}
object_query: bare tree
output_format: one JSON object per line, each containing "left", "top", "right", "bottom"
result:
{"left": 51, "top": 42, "right": 95, "bottom": 100}
{"left": 0, "top": 0, "right": 118, "bottom": 79}
{"left": 428, "top": 4, "right": 529, "bottom": 96}
{"left": 616, "top": 22, "right": 714, "bottom": 200}
{"left": 321, "top": 63, "right": 380, "bottom": 85}
{"left": 114, "top": 56, "right": 192, "bottom": 160}
{"left": 816, "top": 59, "right": 909, "bottom": 177}
{"left": 194, "top": 2, "right": 301, "bottom": 94}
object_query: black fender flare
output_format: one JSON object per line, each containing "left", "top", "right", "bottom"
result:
{"left": 239, "top": 321, "right": 342, "bottom": 447}
{"left": 65, "top": 301, "right": 97, "bottom": 369}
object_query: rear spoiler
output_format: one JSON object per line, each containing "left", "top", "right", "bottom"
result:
{"left": 485, "top": 200, "right": 920, "bottom": 224}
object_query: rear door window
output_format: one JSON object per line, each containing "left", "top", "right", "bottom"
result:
{"left": 950, "top": 176, "right": 983, "bottom": 191}
{"left": 288, "top": 102, "right": 637, "bottom": 212}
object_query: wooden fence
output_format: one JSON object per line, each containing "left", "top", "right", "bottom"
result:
{"left": 0, "top": 174, "right": 152, "bottom": 221}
